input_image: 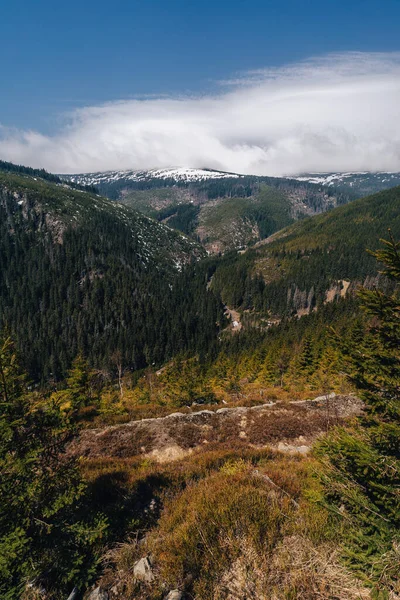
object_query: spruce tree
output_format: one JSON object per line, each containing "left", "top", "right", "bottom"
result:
{"left": 66, "top": 353, "right": 94, "bottom": 410}
{"left": 0, "top": 336, "right": 107, "bottom": 598}
{"left": 317, "top": 234, "right": 400, "bottom": 597}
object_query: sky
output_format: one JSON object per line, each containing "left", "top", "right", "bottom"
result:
{"left": 1, "top": 0, "right": 400, "bottom": 175}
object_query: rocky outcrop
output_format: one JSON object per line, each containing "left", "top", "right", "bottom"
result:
{"left": 69, "top": 394, "right": 363, "bottom": 462}
{"left": 164, "top": 591, "right": 184, "bottom": 600}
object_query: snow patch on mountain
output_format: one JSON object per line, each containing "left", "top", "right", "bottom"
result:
{"left": 293, "top": 172, "right": 400, "bottom": 187}
{"left": 63, "top": 167, "right": 242, "bottom": 187}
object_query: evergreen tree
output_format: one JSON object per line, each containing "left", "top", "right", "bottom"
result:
{"left": 0, "top": 336, "right": 107, "bottom": 598}
{"left": 297, "top": 336, "right": 316, "bottom": 375}
{"left": 66, "top": 353, "right": 94, "bottom": 410}
{"left": 317, "top": 234, "right": 400, "bottom": 596}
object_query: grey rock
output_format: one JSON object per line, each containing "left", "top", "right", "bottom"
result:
{"left": 87, "top": 587, "right": 109, "bottom": 600}
{"left": 67, "top": 588, "right": 80, "bottom": 600}
{"left": 164, "top": 591, "right": 184, "bottom": 600}
{"left": 133, "top": 556, "right": 154, "bottom": 582}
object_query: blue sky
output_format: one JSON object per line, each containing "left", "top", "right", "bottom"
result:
{"left": 3, "top": 0, "right": 400, "bottom": 131}
{"left": 2, "top": 0, "right": 400, "bottom": 174}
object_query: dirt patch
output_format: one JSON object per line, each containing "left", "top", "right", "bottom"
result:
{"left": 224, "top": 306, "right": 242, "bottom": 332}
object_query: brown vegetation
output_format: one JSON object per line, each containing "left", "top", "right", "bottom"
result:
{"left": 91, "top": 448, "right": 371, "bottom": 600}
{"left": 70, "top": 394, "right": 363, "bottom": 461}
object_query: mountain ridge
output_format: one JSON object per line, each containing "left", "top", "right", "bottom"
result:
{"left": 62, "top": 166, "right": 400, "bottom": 197}
{"left": 61, "top": 167, "right": 354, "bottom": 253}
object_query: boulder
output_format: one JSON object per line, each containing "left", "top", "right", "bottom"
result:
{"left": 164, "top": 590, "right": 184, "bottom": 600}
{"left": 133, "top": 556, "right": 154, "bottom": 582}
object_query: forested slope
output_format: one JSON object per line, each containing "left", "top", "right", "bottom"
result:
{"left": 118, "top": 175, "right": 354, "bottom": 253}
{"left": 210, "top": 185, "right": 400, "bottom": 318}
{"left": 0, "top": 169, "right": 223, "bottom": 381}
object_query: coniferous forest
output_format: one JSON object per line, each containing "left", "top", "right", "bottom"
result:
{"left": 1, "top": 160, "right": 400, "bottom": 599}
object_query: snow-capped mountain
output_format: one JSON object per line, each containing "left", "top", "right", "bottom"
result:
{"left": 63, "top": 167, "right": 243, "bottom": 187}
{"left": 63, "top": 167, "right": 400, "bottom": 199}
{"left": 61, "top": 166, "right": 400, "bottom": 215}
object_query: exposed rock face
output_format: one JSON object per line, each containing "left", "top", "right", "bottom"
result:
{"left": 69, "top": 394, "right": 363, "bottom": 462}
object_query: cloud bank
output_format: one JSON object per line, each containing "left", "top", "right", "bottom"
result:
{"left": 1, "top": 52, "right": 400, "bottom": 175}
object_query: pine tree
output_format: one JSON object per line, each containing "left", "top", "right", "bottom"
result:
{"left": 316, "top": 234, "right": 400, "bottom": 596}
{"left": 66, "top": 353, "right": 94, "bottom": 411}
{"left": 259, "top": 353, "right": 279, "bottom": 386}
{"left": 297, "top": 336, "right": 316, "bottom": 375}
{"left": 0, "top": 336, "right": 107, "bottom": 598}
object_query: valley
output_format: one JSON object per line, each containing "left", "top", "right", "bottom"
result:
{"left": 1, "top": 160, "right": 399, "bottom": 600}
{"left": 62, "top": 167, "right": 354, "bottom": 253}
{"left": 3, "top": 4, "right": 400, "bottom": 598}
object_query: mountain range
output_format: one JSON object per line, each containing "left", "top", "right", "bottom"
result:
{"left": 62, "top": 167, "right": 355, "bottom": 253}
{"left": 61, "top": 167, "right": 400, "bottom": 254}
{"left": 293, "top": 171, "right": 400, "bottom": 196}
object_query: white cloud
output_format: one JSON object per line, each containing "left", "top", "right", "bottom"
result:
{"left": 1, "top": 52, "right": 400, "bottom": 175}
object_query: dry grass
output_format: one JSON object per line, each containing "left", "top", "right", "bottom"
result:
{"left": 268, "top": 535, "right": 371, "bottom": 599}
{"left": 90, "top": 447, "right": 371, "bottom": 599}
{"left": 73, "top": 392, "right": 368, "bottom": 600}
{"left": 75, "top": 426, "right": 156, "bottom": 458}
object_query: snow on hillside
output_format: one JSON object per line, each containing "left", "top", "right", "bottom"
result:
{"left": 62, "top": 167, "right": 400, "bottom": 198}
{"left": 63, "top": 167, "right": 242, "bottom": 186}
{"left": 293, "top": 172, "right": 400, "bottom": 187}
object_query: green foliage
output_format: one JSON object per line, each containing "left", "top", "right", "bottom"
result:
{"left": 316, "top": 235, "right": 400, "bottom": 596}
{"left": 156, "top": 203, "right": 200, "bottom": 235}
{"left": 0, "top": 337, "right": 108, "bottom": 598}
{"left": 157, "top": 356, "right": 217, "bottom": 407}
{"left": 66, "top": 354, "right": 95, "bottom": 410}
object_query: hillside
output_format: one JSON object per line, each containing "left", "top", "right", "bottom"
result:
{"left": 0, "top": 167, "right": 223, "bottom": 380}
{"left": 63, "top": 168, "right": 354, "bottom": 253}
{"left": 4, "top": 163, "right": 398, "bottom": 382}
{"left": 210, "top": 184, "right": 400, "bottom": 320}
